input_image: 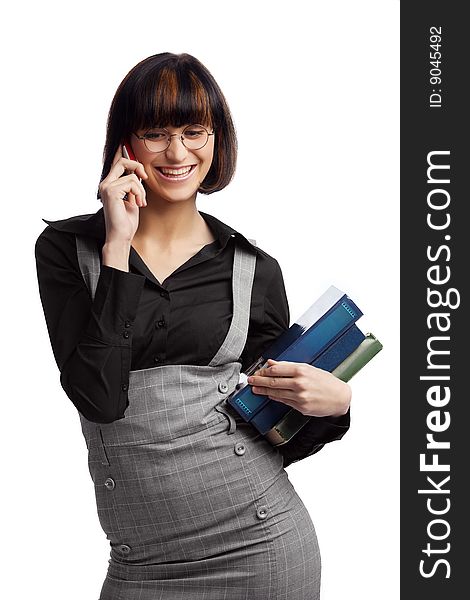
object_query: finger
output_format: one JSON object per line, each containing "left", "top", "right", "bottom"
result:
{"left": 123, "top": 158, "right": 148, "bottom": 181}
{"left": 125, "top": 190, "right": 138, "bottom": 208}
{"left": 258, "top": 360, "right": 302, "bottom": 378}
{"left": 109, "top": 174, "right": 146, "bottom": 204}
{"left": 252, "top": 386, "right": 298, "bottom": 406}
{"left": 104, "top": 151, "right": 145, "bottom": 185}
{"left": 121, "top": 173, "right": 146, "bottom": 200}
{"left": 119, "top": 143, "right": 148, "bottom": 180}
{"left": 124, "top": 180, "right": 146, "bottom": 207}
{"left": 248, "top": 374, "right": 297, "bottom": 390}
{"left": 108, "top": 158, "right": 140, "bottom": 182}
{"left": 111, "top": 144, "right": 123, "bottom": 169}
{"left": 135, "top": 163, "right": 149, "bottom": 180}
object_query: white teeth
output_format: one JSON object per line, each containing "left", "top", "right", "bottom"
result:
{"left": 160, "top": 165, "right": 193, "bottom": 175}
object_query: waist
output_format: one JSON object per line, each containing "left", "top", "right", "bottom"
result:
{"left": 80, "top": 362, "right": 243, "bottom": 447}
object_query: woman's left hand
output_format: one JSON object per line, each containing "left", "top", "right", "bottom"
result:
{"left": 247, "top": 359, "right": 351, "bottom": 418}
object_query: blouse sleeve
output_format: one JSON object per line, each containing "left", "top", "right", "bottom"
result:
{"left": 35, "top": 226, "right": 146, "bottom": 423}
{"left": 239, "top": 257, "right": 290, "bottom": 372}
{"left": 241, "top": 256, "right": 351, "bottom": 469}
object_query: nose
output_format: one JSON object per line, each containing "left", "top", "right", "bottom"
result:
{"left": 165, "top": 134, "right": 189, "bottom": 162}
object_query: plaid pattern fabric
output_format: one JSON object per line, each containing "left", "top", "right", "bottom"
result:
{"left": 75, "top": 234, "right": 321, "bottom": 600}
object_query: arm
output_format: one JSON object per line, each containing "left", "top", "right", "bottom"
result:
{"left": 35, "top": 227, "right": 145, "bottom": 423}
{"left": 241, "top": 257, "right": 351, "bottom": 468}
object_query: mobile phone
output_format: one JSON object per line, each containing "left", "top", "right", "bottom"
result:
{"left": 122, "top": 140, "right": 142, "bottom": 186}
{"left": 122, "top": 139, "right": 137, "bottom": 161}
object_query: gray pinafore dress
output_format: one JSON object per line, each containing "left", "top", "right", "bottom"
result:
{"left": 75, "top": 234, "right": 321, "bottom": 600}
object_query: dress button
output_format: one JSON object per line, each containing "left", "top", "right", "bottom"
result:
{"left": 160, "top": 290, "right": 168, "bottom": 298}
{"left": 121, "top": 383, "right": 128, "bottom": 392}
{"left": 256, "top": 506, "right": 268, "bottom": 520}
{"left": 104, "top": 477, "right": 115, "bottom": 490}
{"left": 119, "top": 544, "right": 131, "bottom": 554}
{"left": 155, "top": 319, "right": 166, "bottom": 328}
{"left": 154, "top": 356, "right": 161, "bottom": 364}
{"left": 218, "top": 382, "right": 229, "bottom": 393}
{"left": 122, "top": 330, "right": 129, "bottom": 339}
{"left": 234, "top": 442, "right": 246, "bottom": 456}
{"left": 124, "top": 320, "right": 131, "bottom": 328}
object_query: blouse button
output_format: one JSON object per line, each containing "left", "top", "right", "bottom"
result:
{"left": 218, "top": 382, "right": 229, "bottom": 393}
{"left": 256, "top": 506, "right": 268, "bottom": 520}
{"left": 119, "top": 544, "right": 131, "bottom": 555}
{"left": 121, "top": 383, "right": 128, "bottom": 392}
{"left": 234, "top": 442, "right": 246, "bottom": 456}
{"left": 155, "top": 320, "right": 166, "bottom": 328}
{"left": 154, "top": 356, "right": 161, "bottom": 364}
{"left": 160, "top": 290, "right": 169, "bottom": 298}
{"left": 122, "top": 330, "right": 129, "bottom": 339}
{"left": 124, "top": 320, "right": 131, "bottom": 328}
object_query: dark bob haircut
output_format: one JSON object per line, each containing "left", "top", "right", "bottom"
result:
{"left": 97, "top": 52, "right": 237, "bottom": 198}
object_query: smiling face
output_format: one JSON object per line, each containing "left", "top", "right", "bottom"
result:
{"left": 131, "top": 123, "right": 215, "bottom": 205}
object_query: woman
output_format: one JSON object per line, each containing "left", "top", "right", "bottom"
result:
{"left": 35, "top": 52, "right": 351, "bottom": 600}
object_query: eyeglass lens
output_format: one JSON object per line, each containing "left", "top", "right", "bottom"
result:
{"left": 143, "top": 125, "right": 209, "bottom": 152}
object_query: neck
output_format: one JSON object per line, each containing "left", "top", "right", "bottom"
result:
{"left": 133, "top": 197, "right": 209, "bottom": 248}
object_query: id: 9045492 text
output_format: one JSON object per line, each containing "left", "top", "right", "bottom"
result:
{"left": 429, "top": 26, "right": 442, "bottom": 109}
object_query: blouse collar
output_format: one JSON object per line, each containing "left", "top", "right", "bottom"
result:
{"left": 41, "top": 207, "right": 258, "bottom": 254}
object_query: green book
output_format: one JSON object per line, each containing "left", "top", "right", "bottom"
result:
{"left": 265, "top": 333, "right": 383, "bottom": 446}
{"left": 332, "top": 333, "right": 383, "bottom": 382}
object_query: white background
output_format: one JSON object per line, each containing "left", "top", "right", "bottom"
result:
{"left": 1, "top": 1, "right": 399, "bottom": 598}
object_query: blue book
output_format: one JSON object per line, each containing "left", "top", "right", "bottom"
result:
{"left": 313, "top": 324, "right": 366, "bottom": 371}
{"left": 250, "top": 324, "right": 366, "bottom": 435}
{"left": 227, "top": 292, "right": 363, "bottom": 420}
{"left": 262, "top": 285, "right": 345, "bottom": 360}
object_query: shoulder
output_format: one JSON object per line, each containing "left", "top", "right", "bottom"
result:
{"left": 200, "top": 210, "right": 283, "bottom": 280}
{"left": 36, "top": 207, "right": 105, "bottom": 245}
{"left": 35, "top": 207, "right": 104, "bottom": 267}
{"left": 249, "top": 245, "right": 285, "bottom": 292}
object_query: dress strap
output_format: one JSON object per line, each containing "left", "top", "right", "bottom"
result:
{"left": 75, "top": 235, "right": 100, "bottom": 300}
{"left": 208, "top": 240, "right": 257, "bottom": 367}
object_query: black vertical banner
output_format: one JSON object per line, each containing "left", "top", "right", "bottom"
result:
{"left": 401, "top": 3, "right": 468, "bottom": 598}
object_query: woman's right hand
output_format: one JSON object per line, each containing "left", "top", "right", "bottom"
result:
{"left": 99, "top": 145, "right": 148, "bottom": 244}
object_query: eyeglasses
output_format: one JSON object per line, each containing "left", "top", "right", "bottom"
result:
{"left": 134, "top": 124, "right": 214, "bottom": 153}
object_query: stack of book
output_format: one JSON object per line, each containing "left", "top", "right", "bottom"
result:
{"left": 227, "top": 286, "right": 383, "bottom": 446}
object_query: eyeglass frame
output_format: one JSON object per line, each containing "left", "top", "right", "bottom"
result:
{"left": 133, "top": 124, "right": 215, "bottom": 153}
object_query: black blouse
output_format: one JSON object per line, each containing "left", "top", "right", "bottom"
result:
{"left": 35, "top": 207, "right": 350, "bottom": 467}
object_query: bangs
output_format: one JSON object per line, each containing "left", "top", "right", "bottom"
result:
{"left": 129, "top": 67, "right": 215, "bottom": 132}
